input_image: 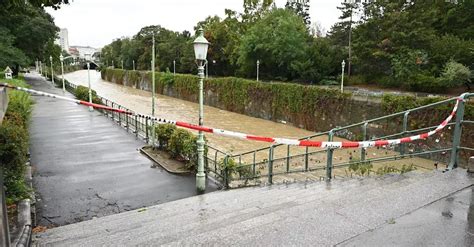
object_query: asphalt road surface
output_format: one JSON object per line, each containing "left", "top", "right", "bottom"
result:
{"left": 28, "top": 73, "right": 217, "bottom": 227}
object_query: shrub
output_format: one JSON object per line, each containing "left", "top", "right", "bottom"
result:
{"left": 440, "top": 60, "right": 471, "bottom": 88}
{"left": 218, "top": 157, "right": 253, "bottom": 181}
{"left": 168, "top": 128, "right": 207, "bottom": 170}
{"left": 155, "top": 124, "right": 176, "bottom": 149}
{"left": 0, "top": 77, "right": 32, "bottom": 203}
{"left": 74, "top": 85, "right": 102, "bottom": 104}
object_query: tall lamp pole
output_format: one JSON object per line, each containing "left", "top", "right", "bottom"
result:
{"left": 86, "top": 54, "right": 93, "bottom": 111}
{"left": 346, "top": 0, "right": 355, "bottom": 76}
{"left": 151, "top": 33, "right": 156, "bottom": 147}
{"left": 257, "top": 60, "right": 260, "bottom": 82}
{"left": 173, "top": 60, "right": 176, "bottom": 76}
{"left": 49, "top": 56, "right": 55, "bottom": 84}
{"left": 193, "top": 28, "right": 209, "bottom": 193}
{"left": 133, "top": 60, "right": 135, "bottom": 71}
{"left": 341, "top": 60, "right": 346, "bottom": 93}
{"left": 60, "top": 54, "right": 65, "bottom": 93}
{"left": 121, "top": 60, "right": 124, "bottom": 70}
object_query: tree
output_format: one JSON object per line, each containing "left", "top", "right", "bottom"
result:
{"left": 237, "top": 8, "right": 310, "bottom": 80}
{"left": 285, "top": 0, "right": 311, "bottom": 27}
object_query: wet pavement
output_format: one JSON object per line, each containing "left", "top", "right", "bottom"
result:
{"left": 27, "top": 73, "right": 217, "bottom": 227}
{"left": 340, "top": 185, "right": 474, "bottom": 246}
{"left": 35, "top": 168, "right": 474, "bottom": 246}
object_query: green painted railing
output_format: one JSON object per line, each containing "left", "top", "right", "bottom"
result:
{"left": 60, "top": 78, "right": 473, "bottom": 188}
{"left": 224, "top": 93, "right": 473, "bottom": 187}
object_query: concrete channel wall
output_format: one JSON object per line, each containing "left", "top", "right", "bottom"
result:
{"left": 101, "top": 69, "right": 473, "bottom": 166}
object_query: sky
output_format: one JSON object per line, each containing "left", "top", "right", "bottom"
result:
{"left": 47, "top": 0, "right": 343, "bottom": 48}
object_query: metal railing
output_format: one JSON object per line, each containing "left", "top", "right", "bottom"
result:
{"left": 62, "top": 79, "right": 473, "bottom": 188}
{"left": 63, "top": 80, "right": 228, "bottom": 186}
{"left": 219, "top": 93, "right": 473, "bottom": 187}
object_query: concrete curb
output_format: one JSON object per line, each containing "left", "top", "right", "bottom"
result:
{"left": 11, "top": 160, "right": 33, "bottom": 247}
{"left": 139, "top": 147, "right": 190, "bottom": 175}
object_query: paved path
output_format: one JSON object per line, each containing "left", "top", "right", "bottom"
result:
{"left": 27, "top": 73, "right": 216, "bottom": 227}
{"left": 35, "top": 168, "right": 474, "bottom": 246}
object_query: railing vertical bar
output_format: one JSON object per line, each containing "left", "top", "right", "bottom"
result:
{"left": 304, "top": 146, "right": 309, "bottom": 172}
{"left": 253, "top": 151, "right": 256, "bottom": 176}
{"left": 400, "top": 112, "right": 409, "bottom": 155}
{"left": 361, "top": 122, "right": 368, "bottom": 161}
{"left": 286, "top": 145, "right": 290, "bottom": 172}
{"left": 268, "top": 146, "right": 274, "bottom": 184}
{"left": 326, "top": 129, "right": 335, "bottom": 180}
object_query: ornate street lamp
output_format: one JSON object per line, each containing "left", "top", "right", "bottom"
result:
{"left": 49, "top": 55, "right": 55, "bottom": 84}
{"left": 59, "top": 54, "right": 65, "bottom": 93}
{"left": 193, "top": 28, "right": 209, "bottom": 193}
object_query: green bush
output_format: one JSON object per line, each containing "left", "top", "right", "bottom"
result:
{"left": 155, "top": 124, "right": 176, "bottom": 149}
{"left": 218, "top": 157, "right": 253, "bottom": 181}
{"left": 168, "top": 128, "right": 207, "bottom": 170}
{"left": 440, "top": 60, "right": 471, "bottom": 88}
{"left": 74, "top": 85, "right": 102, "bottom": 104}
{"left": 0, "top": 76, "right": 32, "bottom": 203}
{"left": 406, "top": 74, "right": 445, "bottom": 93}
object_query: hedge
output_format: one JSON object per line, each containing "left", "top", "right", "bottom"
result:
{"left": 0, "top": 76, "right": 32, "bottom": 204}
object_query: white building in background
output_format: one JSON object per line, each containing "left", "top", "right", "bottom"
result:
{"left": 70, "top": 46, "right": 99, "bottom": 60}
{"left": 56, "top": 28, "right": 69, "bottom": 52}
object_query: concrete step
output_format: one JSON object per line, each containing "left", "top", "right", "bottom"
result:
{"left": 34, "top": 169, "right": 474, "bottom": 246}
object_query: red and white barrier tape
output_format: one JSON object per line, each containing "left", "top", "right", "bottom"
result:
{"left": 0, "top": 83, "right": 133, "bottom": 115}
{"left": 1, "top": 83, "right": 461, "bottom": 149}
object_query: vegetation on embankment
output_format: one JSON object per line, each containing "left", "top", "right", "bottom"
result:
{"left": 0, "top": 75, "right": 32, "bottom": 204}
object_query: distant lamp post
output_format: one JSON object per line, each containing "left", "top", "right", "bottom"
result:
{"left": 341, "top": 60, "right": 346, "bottom": 93}
{"left": 59, "top": 54, "right": 65, "bottom": 93}
{"left": 256, "top": 60, "right": 260, "bottom": 82}
{"left": 173, "top": 60, "right": 176, "bottom": 76}
{"left": 133, "top": 60, "right": 135, "bottom": 71}
{"left": 151, "top": 33, "right": 156, "bottom": 148}
{"left": 85, "top": 54, "right": 93, "bottom": 111}
{"left": 121, "top": 60, "right": 124, "bottom": 70}
{"left": 345, "top": 0, "right": 356, "bottom": 76}
{"left": 193, "top": 28, "right": 209, "bottom": 193}
{"left": 49, "top": 55, "right": 55, "bottom": 84}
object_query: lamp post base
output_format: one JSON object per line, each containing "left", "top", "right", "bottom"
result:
{"left": 196, "top": 173, "right": 206, "bottom": 194}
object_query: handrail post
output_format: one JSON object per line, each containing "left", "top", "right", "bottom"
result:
{"left": 253, "top": 151, "right": 256, "bottom": 176}
{"left": 361, "top": 123, "right": 368, "bottom": 161}
{"left": 135, "top": 115, "right": 138, "bottom": 137}
{"left": 400, "top": 112, "right": 409, "bottom": 156}
{"left": 268, "top": 145, "right": 274, "bottom": 184}
{"left": 449, "top": 95, "right": 466, "bottom": 169}
{"left": 286, "top": 145, "right": 290, "bottom": 172}
{"left": 326, "top": 129, "right": 335, "bottom": 180}
{"left": 304, "top": 146, "right": 309, "bottom": 172}
{"left": 145, "top": 117, "right": 149, "bottom": 142}
{"left": 224, "top": 155, "right": 229, "bottom": 189}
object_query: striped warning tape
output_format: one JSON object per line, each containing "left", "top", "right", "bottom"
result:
{"left": 0, "top": 83, "right": 133, "bottom": 115}
{"left": 1, "top": 83, "right": 461, "bottom": 149}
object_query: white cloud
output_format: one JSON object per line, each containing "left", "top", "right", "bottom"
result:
{"left": 47, "top": 0, "right": 342, "bottom": 48}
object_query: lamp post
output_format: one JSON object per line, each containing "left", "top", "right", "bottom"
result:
{"left": 341, "top": 60, "right": 346, "bottom": 93}
{"left": 112, "top": 60, "right": 114, "bottom": 69}
{"left": 151, "top": 33, "right": 156, "bottom": 148}
{"left": 173, "top": 60, "right": 176, "bottom": 76}
{"left": 193, "top": 28, "right": 209, "bottom": 193}
{"left": 60, "top": 54, "right": 65, "bottom": 93}
{"left": 257, "top": 60, "right": 260, "bottom": 82}
{"left": 86, "top": 54, "right": 93, "bottom": 111}
{"left": 49, "top": 55, "right": 55, "bottom": 84}
{"left": 345, "top": 0, "right": 355, "bottom": 76}
{"left": 133, "top": 60, "right": 135, "bottom": 71}
{"left": 121, "top": 60, "right": 124, "bottom": 70}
